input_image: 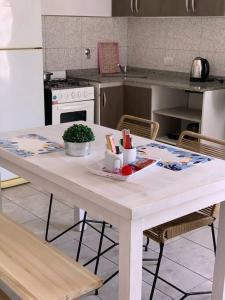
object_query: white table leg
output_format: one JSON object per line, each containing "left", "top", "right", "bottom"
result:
{"left": 119, "top": 218, "right": 143, "bottom": 300}
{"left": 73, "top": 207, "right": 86, "bottom": 232}
{"left": 212, "top": 200, "right": 225, "bottom": 300}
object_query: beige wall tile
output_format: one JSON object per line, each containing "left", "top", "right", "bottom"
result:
{"left": 46, "top": 48, "right": 82, "bottom": 71}
{"left": 64, "top": 48, "right": 82, "bottom": 69}
{"left": 46, "top": 48, "right": 67, "bottom": 71}
{"left": 165, "top": 17, "right": 202, "bottom": 51}
{"left": 45, "top": 16, "right": 82, "bottom": 49}
{"left": 128, "top": 46, "right": 164, "bottom": 69}
{"left": 200, "top": 17, "right": 225, "bottom": 52}
{"left": 128, "top": 18, "right": 166, "bottom": 48}
{"left": 82, "top": 17, "right": 115, "bottom": 47}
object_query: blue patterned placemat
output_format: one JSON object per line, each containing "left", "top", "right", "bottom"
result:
{"left": 0, "top": 134, "right": 64, "bottom": 158}
{"left": 137, "top": 143, "right": 213, "bottom": 172}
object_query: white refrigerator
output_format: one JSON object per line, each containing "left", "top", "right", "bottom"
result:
{"left": 0, "top": 0, "right": 44, "bottom": 185}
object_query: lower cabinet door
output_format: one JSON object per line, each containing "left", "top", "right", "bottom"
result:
{"left": 100, "top": 86, "right": 124, "bottom": 129}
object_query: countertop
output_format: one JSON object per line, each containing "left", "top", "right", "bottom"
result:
{"left": 67, "top": 68, "right": 225, "bottom": 92}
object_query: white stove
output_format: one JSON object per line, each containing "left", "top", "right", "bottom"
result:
{"left": 44, "top": 78, "right": 95, "bottom": 125}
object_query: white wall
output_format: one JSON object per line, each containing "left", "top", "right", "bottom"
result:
{"left": 41, "top": 0, "right": 112, "bottom": 16}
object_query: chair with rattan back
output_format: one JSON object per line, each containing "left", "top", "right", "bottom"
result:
{"left": 144, "top": 131, "right": 225, "bottom": 300}
{"left": 117, "top": 114, "right": 159, "bottom": 140}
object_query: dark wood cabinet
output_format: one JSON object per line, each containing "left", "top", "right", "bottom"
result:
{"left": 141, "top": 0, "right": 162, "bottom": 16}
{"left": 100, "top": 86, "right": 124, "bottom": 129}
{"left": 124, "top": 86, "right": 152, "bottom": 119}
{"left": 112, "top": 0, "right": 132, "bottom": 16}
{"left": 193, "top": 0, "right": 225, "bottom": 16}
{"left": 112, "top": 0, "right": 160, "bottom": 16}
{"left": 112, "top": 0, "right": 225, "bottom": 16}
{"left": 161, "top": 0, "right": 190, "bottom": 16}
{"left": 100, "top": 85, "right": 152, "bottom": 129}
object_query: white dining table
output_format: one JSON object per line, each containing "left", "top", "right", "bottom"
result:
{"left": 1, "top": 122, "right": 225, "bottom": 300}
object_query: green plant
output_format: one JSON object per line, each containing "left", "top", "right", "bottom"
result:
{"left": 62, "top": 124, "right": 95, "bottom": 143}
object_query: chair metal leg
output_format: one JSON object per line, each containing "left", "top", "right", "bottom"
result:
{"left": 210, "top": 223, "right": 217, "bottom": 255}
{"left": 144, "top": 237, "right": 150, "bottom": 252}
{"left": 95, "top": 221, "right": 106, "bottom": 295}
{"left": 149, "top": 243, "right": 164, "bottom": 300}
{"left": 76, "top": 211, "right": 87, "bottom": 262}
{"left": 45, "top": 193, "right": 83, "bottom": 243}
{"left": 45, "top": 193, "right": 53, "bottom": 242}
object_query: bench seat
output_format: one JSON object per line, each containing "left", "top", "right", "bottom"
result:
{"left": 0, "top": 213, "right": 102, "bottom": 300}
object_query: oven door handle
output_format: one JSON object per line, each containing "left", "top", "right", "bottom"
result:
{"left": 58, "top": 104, "right": 87, "bottom": 111}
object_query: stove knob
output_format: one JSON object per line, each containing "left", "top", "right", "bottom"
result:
{"left": 71, "top": 92, "right": 75, "bottom": 99}
{"left": 77, "top": 91, "right": 81, "bottom": 99}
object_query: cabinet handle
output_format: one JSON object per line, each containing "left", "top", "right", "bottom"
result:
{"left": 135, "top": 0, "right": 139, "bottom": 13}
{"left": 186, "top": 0, "right": 190, "bottom": 13}
{"left": 103, "top": 92, "right": 107, "bottom": 108}
{"left": 130, "top": 0, "right": 134, "bottom": 13}
{"left": 191, "top": 0, "right": 195, "bottom": 13}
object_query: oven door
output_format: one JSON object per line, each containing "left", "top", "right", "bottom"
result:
{"left": 52, "top": 101, "right": 94, "bottom": 125}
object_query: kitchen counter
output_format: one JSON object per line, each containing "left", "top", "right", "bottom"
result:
{"left": 67, "top": 68, "right": 225, "bottom": 92}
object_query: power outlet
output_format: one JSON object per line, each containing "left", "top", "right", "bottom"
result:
{"left": 164, "top": 56, "right": 174, "bottom": 66}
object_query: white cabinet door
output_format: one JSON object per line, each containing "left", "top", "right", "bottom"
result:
{"left": 41, "top": 0, "right": 111, "bottom": 16}
{"left": 0, "top": 0, "right": 42, "bottom": 48}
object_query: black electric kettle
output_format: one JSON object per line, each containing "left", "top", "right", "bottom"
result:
{"left": 190, "top": 57, "right": 210, "bottom": 82}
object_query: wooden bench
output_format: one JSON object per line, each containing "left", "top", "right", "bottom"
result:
{"left": 0, "top": 213, "right": 102, "bottom": 300}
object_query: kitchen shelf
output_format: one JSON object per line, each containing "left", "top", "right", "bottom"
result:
{"left": 157, "top": 136, "right": 177, "bottom": 146}
{"left": 153, "top": 107, "right": 202, "bottom": 123}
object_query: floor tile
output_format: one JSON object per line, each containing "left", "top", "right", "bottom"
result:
{"left": 1, "top": 197, "right": 36, "bottom": 224}
{"left": 22, "top": 217, "right": 59, "bottom": 239}
{"left": 2, "top": 183, "right": 37, "bottom": 201}
{"left": 143, "top": 248, "right": 206, "bottom": 299}
{"left": 183, "top": 226, "right": 217, "bottom": 251}
{"left": 175, "top": 280, "right": 212, "bottom": 299}
{"left": 163, "top": 237, "right": 215, "bottom": 280}
{"left": 10, "top": 192, "right": 70, "bottom": 219}
{"left": 97, "top": 276, "right": 173, "bottom": 300}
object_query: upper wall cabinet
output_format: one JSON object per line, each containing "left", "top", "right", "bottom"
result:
{"left": 162, "top": 0, "right": 225, "bottom": 16}
{"left": 41, "top": 0, "right": 111, "bottom": 16}
{"left": 112, "top": 0, "right": 161, "bottom": 17}
{"left": 112, "top": 0, "right": 225, "bottom": 17}
{"left": 161, "top": 0, "right": 190, "bottom": 16}
{"left": 193, "top": 0, "right": 225, "bottom": 16}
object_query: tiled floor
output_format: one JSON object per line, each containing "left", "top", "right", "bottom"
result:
{"left": 0, "top": 183, "right": 216, "bottom": 300}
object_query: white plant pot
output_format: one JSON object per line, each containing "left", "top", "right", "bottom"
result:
{"left": 64, "top": 142, "right": 91, "bottom": 157}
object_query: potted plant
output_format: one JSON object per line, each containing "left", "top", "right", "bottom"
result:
{"left": 62, "top": 124, "right": 95, "bottom": 157}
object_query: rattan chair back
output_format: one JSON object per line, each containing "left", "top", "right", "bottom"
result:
{"left": 177, "top": 130, "right": 225, "bottom": 218}
{"left": 117, "top": 114, "right": 159, "bottom": 140}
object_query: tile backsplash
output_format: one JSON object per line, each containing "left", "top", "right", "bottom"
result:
{"left": 42, "top": 16, "right": 128, "bottom": 71}
{"left": 128, "top": 17, "right": 225, "bottom": 76}
{"left": 43, "top": 16, "right": 225, "bottom": 76}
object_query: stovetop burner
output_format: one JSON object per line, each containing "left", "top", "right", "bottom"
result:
{"left": 44, "top": 78, "right": 90, "bottom": 89}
